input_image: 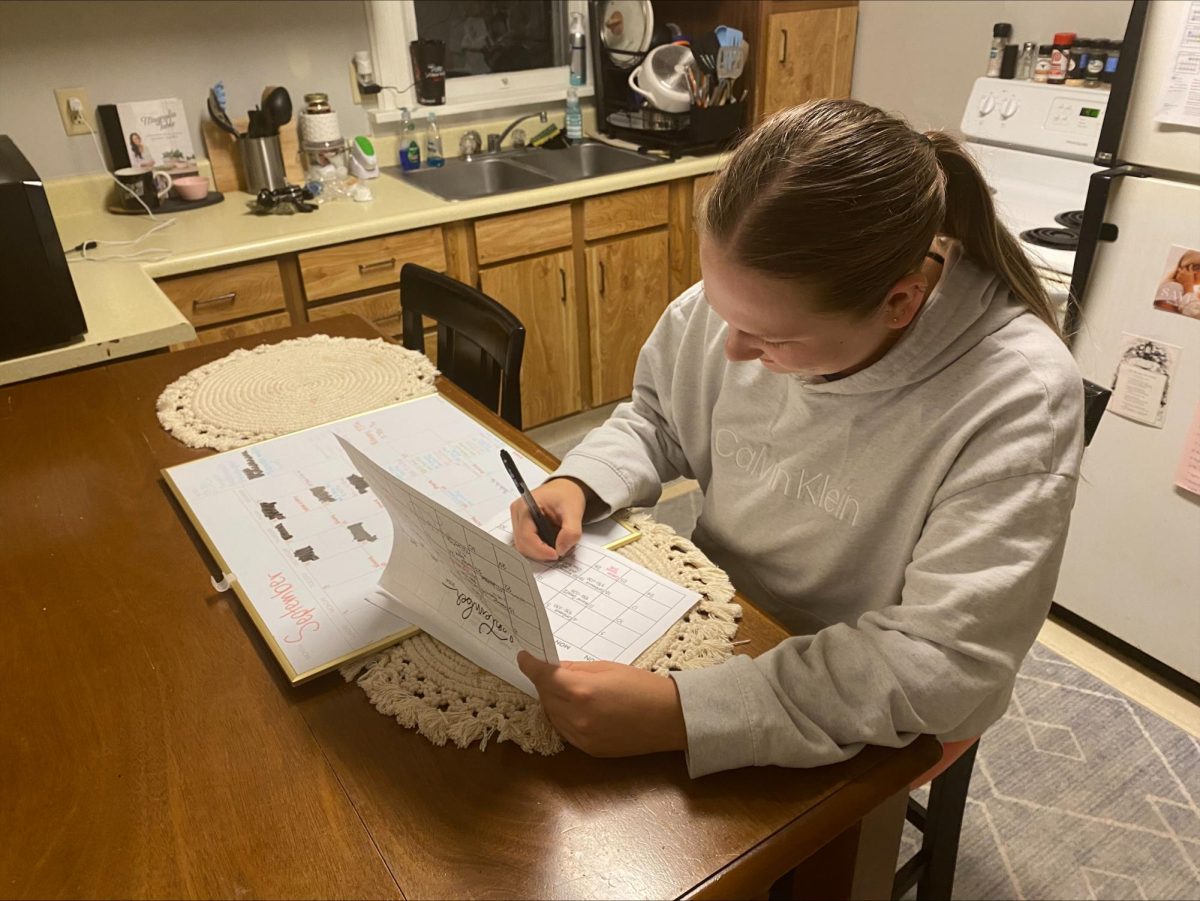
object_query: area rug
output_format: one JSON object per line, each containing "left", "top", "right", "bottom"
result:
{"left": 901, "top": 643, "right": 1200, "bottom": 900}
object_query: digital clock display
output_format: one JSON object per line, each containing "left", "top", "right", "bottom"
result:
{"left": 1079, "top": 107, "right": 1101, "bottom": 118}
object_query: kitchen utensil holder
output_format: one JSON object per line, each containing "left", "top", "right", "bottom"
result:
{"left": 240, "top": 134, "right": 288, "bottom": 193}
{"left": 687, "top": 103, "right": 745, "bottom": 147}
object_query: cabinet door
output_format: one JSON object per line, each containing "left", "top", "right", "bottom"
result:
{"left": 478, "top": 251, "right": 581, "bottom": 428}
{"left": 586, "top": 230, "right": 670, "bottom": 406}
{"left": 761, "top": 5, "right": 858, "bottom": 117}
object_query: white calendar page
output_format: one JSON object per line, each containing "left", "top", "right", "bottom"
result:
{"left": 340, "top": 439, "right": 701, "bottom": 696}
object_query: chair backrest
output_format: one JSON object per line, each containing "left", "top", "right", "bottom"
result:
{"left": 400, "top": 264, "right": 526, "bottom": 429}
{"left": 1082, "top": 378, "right": 1110, "bottom": 448}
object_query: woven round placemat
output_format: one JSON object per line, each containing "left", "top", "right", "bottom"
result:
{"left": 342, "top": 514, "right": 741, "bottom": 756}
{"left": 156, "top": 334, "right": 438, "bottom": 450}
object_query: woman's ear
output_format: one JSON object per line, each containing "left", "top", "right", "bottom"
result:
{"left": 882, "top": 274, "right": 928, "bottom": 329}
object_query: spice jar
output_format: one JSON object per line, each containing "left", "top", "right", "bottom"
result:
{"left": 1085, "top": 40, "right": 1108, "bottom": 88}
{"left": 1048, "top": 31, "right": 1075, "bottom": 85}
{"left": 1033, "top": 45, "right": 1053, "bottom": 83}
{"left": 987, "top": 23, "right": 1012, "bottom": 77}
{"left": 1101, "top": 40, "right": 1122, "bottom": 89}
{"left": 1017, "top": 41, "right": 1037, "bottom": 80}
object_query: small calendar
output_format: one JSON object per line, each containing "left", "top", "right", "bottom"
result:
{"left": 340, "top": 438, "right": 700, "bottom": 696}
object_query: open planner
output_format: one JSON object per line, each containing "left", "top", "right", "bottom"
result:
{"left": 164, "top": 393, "right": 701, "bottom": 688}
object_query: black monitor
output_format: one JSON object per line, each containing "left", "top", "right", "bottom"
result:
{"left": 0, "top": 135, "right": 87, "bottom": 361}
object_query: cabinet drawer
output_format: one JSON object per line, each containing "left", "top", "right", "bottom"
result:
{"left": 299, "top": 227, "right": 446, "bottom": 302}
{"left": 308, "top": 291, "right": 404, "bottom": 337}
{"left": 474, "top": 203, "right": 572, "bottom": 265}
{"left": 584, "top": 185, "right": 669, "bottom": 241}
{"left": 158, "top": 260, "right": 286, "bottom": 327}
{"left": 171, "top": 312, "right": 293, "bottom": 350}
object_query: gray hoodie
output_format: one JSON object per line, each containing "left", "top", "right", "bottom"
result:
{"left": 552, "top": 241, "right": 1084, "bottom": 777}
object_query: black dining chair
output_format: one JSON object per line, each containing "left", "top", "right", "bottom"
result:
{"left": 399, "top": 263, "right": 527, "bottom": 429}
{"left": 892, "top": 378, "right": 1111, "bottom": 901}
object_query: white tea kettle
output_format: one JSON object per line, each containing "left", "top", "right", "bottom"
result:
{"left": 628, "top": 44, "right": 693, "bottom": 114}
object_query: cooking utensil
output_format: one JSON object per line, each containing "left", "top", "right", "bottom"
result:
{"left": 627, "top": 43, "right": 694, "bottom": 114}
{"left": 715, "top": 25, "right": 743, "bottom": 47}
{"left": 207, "top": 90, "right": 239, "bottom": 137}
{"left": 260, "top": 86, "right": 292, "bottom": 136}
{"left": 693, "top": 31, "right": 720, "bottom": 78}
{"left": 600, "top": 0, "right": 654, "bottom": 70}
{"left": 717, "top": 43, "right": 748, "bottom": 81}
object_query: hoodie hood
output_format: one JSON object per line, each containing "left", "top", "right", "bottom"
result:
{"left": 796, "top": 240, "right": 1028, "bottom": 395}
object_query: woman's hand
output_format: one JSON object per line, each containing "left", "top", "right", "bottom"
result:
{"left": 517, "top": 651, "right": 688, "bottom": 757}
{"left": 509, "top": 478, "right": 588, "bottom": 561}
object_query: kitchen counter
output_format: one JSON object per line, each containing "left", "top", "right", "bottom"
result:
{"left": 1, "top": 150, "right": 722, "bottom": 387}
{"left": 50, "top": 154, "right": 724, "bottom": 278}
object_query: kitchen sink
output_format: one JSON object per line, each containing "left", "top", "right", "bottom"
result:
{"left": 516, "top": 142, "right": 666, "bottom": 181}
{"left": 390, "top": 142, "right": 667, "bottom": 201}
{"left": 399, "top": 157, "right": 556, "bottom": 202}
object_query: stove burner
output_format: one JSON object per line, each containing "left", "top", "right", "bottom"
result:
{"left": 1020, "top": 227, "right": 1079, "bottom": 250}
{"left": 1055, "top": 210, "right": 1086, "bottom": 230}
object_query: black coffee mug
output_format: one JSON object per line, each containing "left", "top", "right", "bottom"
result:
{"left": 114, "top": 167, "right": 172, "bottom": 210}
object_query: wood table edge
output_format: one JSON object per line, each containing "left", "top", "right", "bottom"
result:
{"left": 680, "top": 735, "right": 941, "bottom": 900}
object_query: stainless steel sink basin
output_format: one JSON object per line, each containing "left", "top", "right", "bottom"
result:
{"left": 516, "top": 142, "right": 666, "bottom": 181}
{"left": 399, "top": 157, "right": 556, "bottom": 201}
{"left": 390, "top": 142, "right": 667, "bottom": 201}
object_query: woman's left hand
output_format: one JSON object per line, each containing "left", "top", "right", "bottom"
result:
{"left": 517, "top": 651, "right": 688, "bottom": 757}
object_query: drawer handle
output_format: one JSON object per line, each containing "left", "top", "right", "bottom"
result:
{"left": 193, "top": 292, "right": 237, "bottom": 310}
{"left": 559, "top": 268, "right": 567, "bottom": 304}
{"left": 598, "top": 261, "right": 606, "bottom": 296}
{"left": 358, "top": 257, "right": 397, "bottom": 275}
{"left": 779, "top": 28, "right": 788, "bottom": 64}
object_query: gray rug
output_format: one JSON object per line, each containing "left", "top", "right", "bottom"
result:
{"left": 901, "top": 643, "right": 1200, "bottom": 900}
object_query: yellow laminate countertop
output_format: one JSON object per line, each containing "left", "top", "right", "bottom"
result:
{"left": 3, "top": 150, "right": 724, "bottom": 387}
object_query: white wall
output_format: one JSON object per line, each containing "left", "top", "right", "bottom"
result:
{"left": 0, "top": 0, "right": 373, "bottom": 178}
{"left": 852, "top": 0, "right": 1135, "bottom": 131}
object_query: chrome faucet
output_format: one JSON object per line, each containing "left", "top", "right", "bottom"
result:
{"left": 488, "top": 111, "right": 548, "bottom": 154}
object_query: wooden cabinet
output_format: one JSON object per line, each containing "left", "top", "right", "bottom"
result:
{"left": 586, "top": 230, "right": 670, "bottom": 406}
{"left": 298, "top": 227, "right": 445, "bottom": 302}
{"left": 171, "top": 312, "right": 293, "bottom": 351}
{"left": 157, "top": 260, "right": 286, "bottom": 328}
{"left": 479, "top": 251, "right": 580, "bottom": 428}
{"left": 583, "top": 185, "right": 669, "bottom": 242}
{"left": 760, "top": 3, "right": 858, "bottom": 117}
{"left": 307, "top": 290, "right": 403, "bottom": 340}
{"left": 474, "top": 204, "right": 572, "bottom": 265}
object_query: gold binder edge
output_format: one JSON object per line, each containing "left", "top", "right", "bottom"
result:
{"left": 161, "top": 390, "right": 639, "bottom": 685}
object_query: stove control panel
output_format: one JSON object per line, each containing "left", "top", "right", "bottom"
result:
{"left": 961, "top": 77, "right": 1108, "bottom": 161}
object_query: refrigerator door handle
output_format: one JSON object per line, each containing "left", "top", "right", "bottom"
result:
{"left": 1064, "top": 164, "right": 1151, "bottom": 340}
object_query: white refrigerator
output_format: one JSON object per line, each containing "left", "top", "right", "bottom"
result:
{"left": 1055, "top": 0, "right": 1200, "bottom": 682}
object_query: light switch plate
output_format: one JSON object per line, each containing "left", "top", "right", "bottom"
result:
{"left": 54, "top": 86, "right": 92, "bottom": 136}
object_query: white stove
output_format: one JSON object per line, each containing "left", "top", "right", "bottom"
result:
{"left": 960, "top": 78, "right": 1111, "bottom": 303}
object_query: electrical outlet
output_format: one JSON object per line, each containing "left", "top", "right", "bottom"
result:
{"left": 54, "top": 87, "right": 92, "bottom": 136}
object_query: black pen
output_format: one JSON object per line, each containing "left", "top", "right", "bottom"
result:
{"left": 499, "top": 449, "right": 561, "bottom": 550}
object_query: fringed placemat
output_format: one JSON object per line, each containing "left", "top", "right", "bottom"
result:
{"left": 343, "top": 514, "right": 741, "bottom": 755}
{"left": 156, "top": 334, "right": 437, "bottom": 450}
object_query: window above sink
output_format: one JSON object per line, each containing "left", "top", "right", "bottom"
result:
{"left": 365, "top": 0, "right": 593, "bottom": 124}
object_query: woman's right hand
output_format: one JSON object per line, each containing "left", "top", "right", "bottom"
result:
{"left": 510, "top": 477, "right": 587, "bottom": 562}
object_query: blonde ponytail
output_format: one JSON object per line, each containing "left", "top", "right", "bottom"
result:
{"left": 924, "top": 130, "right": 1063, "bottom": 338}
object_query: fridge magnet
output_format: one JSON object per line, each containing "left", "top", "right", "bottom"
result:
{"left": 1175, "top": 401, "right": 1200, "bottom": 497}
{"left": 1152, "top": 245, "right": 1200, "bottom": 319}
{"left": 1110, "top": 333, "right": 1182, "bottom": 428}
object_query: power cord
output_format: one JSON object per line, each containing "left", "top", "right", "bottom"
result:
{"left": 64, "top": 102, "right": 177, "bottom": 263}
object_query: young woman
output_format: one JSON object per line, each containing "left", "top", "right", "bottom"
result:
{"left": 511, "top": 99, "right": 1084, "bottom": 778}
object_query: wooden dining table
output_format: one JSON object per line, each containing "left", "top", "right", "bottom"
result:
{"left": 0, "top": 315, "right": 939, "bottom": 900}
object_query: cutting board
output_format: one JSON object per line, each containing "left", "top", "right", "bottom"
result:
{"left": 201, "top": 118, "right": 305, "bottom": 193}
